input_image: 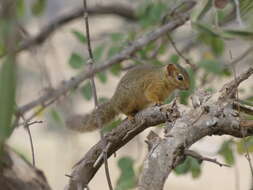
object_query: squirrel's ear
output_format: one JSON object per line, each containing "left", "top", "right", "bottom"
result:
{"left": 166, "top": 64, "right": 177, "bottom": 76}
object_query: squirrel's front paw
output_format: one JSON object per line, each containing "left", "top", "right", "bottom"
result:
{"left": 127, "top": 115, "right": 135, "bottom": 123}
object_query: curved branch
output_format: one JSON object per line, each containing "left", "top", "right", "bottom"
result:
{"left": 17, "top": 10, "right": 191, "bottom": 115}
{"left": 64, "top": 68, "right": 253, "bottom": 190}
{"left": 138, "top": 67, "right": 253, "bottom": 190}
{"left": 65, "top": 103, "right": 177, "bottom": 190}
{"left": 0, "top": 3, "right": 137, "bottom": 58}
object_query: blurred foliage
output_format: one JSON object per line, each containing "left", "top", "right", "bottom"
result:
{"left": 218, "top": 139, "right": 235, "bottom": 165}
{"left": 174, "top": 156, "right": 201, "bottom": 178}
{"left": 31, "top": 0, "right": 47, "bottom": 16}
{"left": 115, "top": 157, "right": 136, "bottom": 190}
{"left": 64, "top": 0, "right": 253, "bottom": 182}
{"left": 0, "top": 58, "right": 17, "bottom": 151}
{"left": 1, "top": 0, "right": 253, "bottom": 186}
{"left": 68, "top": 53, "right": 86, "bottom": 69}
{"left": 0, "top": 2, "right": 18, "bottom": 154}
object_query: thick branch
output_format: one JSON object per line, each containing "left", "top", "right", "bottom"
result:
{"left": 138, "top": 68, "right": 253, "bottom": 190}
{"left": 17, "top": 10, "right": 191, "bottom": 115}
{"left": 65, "top": 104, "right": 177, "bottom": 190}
{"left": 65, "top": 67, "right": 253, "bottom": 190}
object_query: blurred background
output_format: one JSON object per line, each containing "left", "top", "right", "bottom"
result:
{"left": 2, "top": 0, "right": 253, "bottom": 189}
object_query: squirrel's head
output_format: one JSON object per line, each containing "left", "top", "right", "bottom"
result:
{"left": 165, "top": 64, "right": 190, "bottom": 90}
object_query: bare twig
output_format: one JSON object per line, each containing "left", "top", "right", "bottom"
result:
{"left": 230, "top": 50, "right": 253, "bottom": 179}
{"left": 17, "top": 97, "right": 57, "bottom": 127}
{"left": 20, "top": 114, "right": 38, "bottom": 167}
{"left": 167, "top": 34, "right": 195, "bottom": 69}
{"left": 185, "top": 150, "right": 230, "bottom": 167}
{"left": 233, "top": 100, "right": 253, "bottom": 116}
{"left": 219, "top": 67, "right": 253, "bottom": 100}
{"left": 227, "top": 46, "right": 253, "bottom": 68}
{"left": 82, "top": 1, "right": 113, "bottom": 189}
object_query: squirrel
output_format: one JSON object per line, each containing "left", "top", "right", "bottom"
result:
{"left": 66, "top": 63, "right": 190, "bottom": 132}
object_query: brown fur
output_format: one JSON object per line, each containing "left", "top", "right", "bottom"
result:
{"left": 66, "top": 64, "right": 190, "bottom": 132}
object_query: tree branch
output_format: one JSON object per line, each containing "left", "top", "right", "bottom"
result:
{"left": 0, "top": 3, "right": 137, "bottom": 58}
{"left": 138, "top": 68, "right": 253, "bottom": 190}
{"left": 17, "top": 7, "right": 192, "bottom": 116}
{"left": 64, "top": 103, "right": 179, "bottom": 190}
{"left": 65, "top": 68, "right": 253, "bottom": 190}
{"left": 184, "top": 150, "right": 230, "bottom": 167}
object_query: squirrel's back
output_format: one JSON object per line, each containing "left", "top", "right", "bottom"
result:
{"left": 66, "top": 64, "right": 190, "bottom": 132}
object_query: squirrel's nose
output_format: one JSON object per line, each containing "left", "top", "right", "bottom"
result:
{"left": 182, "top": 84, "right": 190, "bottom": 90}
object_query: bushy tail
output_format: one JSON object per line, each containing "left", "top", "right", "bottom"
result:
{"left": 66, "top": 101, "right": 118, "bottom": 132}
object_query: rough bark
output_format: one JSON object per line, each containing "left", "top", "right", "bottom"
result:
{"left": 65, "top": 68, "right": 253, "bottom": 190}
{"left": 138, "top": 68, "right": 253, "bottom": 190}
{"left": 0, "top": 146, "right": 51, "bottom": 190}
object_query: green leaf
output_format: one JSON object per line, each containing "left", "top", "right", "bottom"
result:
{"left": 98, "top": 97, "right": 109, "bottom": 104}
{"left": 116, "top": 157, "right": 136, "bottom": 190}
{"left": 194, "top": 0, "right": 213, "bottom": 21}
{"left": 103, "top": 119, "right": 122, "bottom": 132}
{"left": 71, "top": 30, "right": 87, "bottom": 43}
{"left": 111, "top": 33, "right": 125, "bottom": 42}
{"left": 110, "top": 64, "right": 122, "bottom": 76}
{"left": 218, "top": 139, "right": 234, "bottom": 165}
{"left": 210, "top": 37, "right": 225, "bottom": 56}
{"left": 170, "top": 54, "right": 180, "bottom": 64}
{"left": 174, "top": 156, "right": 201, "bottom": 178}
{"left": 174, "top": 157, "right": 191, "bottom": 175}
{"left": 68, "top": 53, "right": 85, "bottom": 69}
{"left": 222, "top": 29, "right": 253, "bottom": 40}
{"left": 138, "top": 2, "right": 167, "bottom": 28}
{"left": 193, "top": 22, "right": 220, "bottom": 37}
{"left": 0, "top": 57, "right": 16, "bottom": 148}
{"left": 108, "top": 46, "right": 121, "bottom": 58}
{"left": 195, "top": 23, "right": 225, "bottom": 56}
{"left": 96, "top": 72, "right": 107, "bottom": 83}
{"left": 50, "top": 108, "right": 63, "bottom": 124}
{"left": 17, "top": 0, "right": 25, "bottom": 17}
{"left": 190, "top": 157, "right": 201, "bottom": 178}
{"left": 31, "top": 0, "right": 47, "bottom": 16}
{"left": 81, "top": 82, "right": 92, "bottom": 100}
{"left": 236, "top": 137, "right": 253, "bottom": 154}
{"left": 198, "top": 59, "right": 224, "bottom": 75}
{"left": 94, "top": 44, "right": 105, "bottom": 61}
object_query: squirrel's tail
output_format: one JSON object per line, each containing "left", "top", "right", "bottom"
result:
{"left": 66, "top": 101, "right": 118, "bottom": 132}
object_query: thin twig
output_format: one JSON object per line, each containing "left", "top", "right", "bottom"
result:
{"left": 82, "top": 1, "right": 113, "bottom": 189}
{"left": 20, "top": 114, "right": 37, "bottom": 166}
{"left": 227, "top": 46, "right": 253, "bottom": 68}
{"left": 185, "top": 150, "right": 230, "bottom": 167}
{"left": 230, "top": 49, "right": 253, "bottom": 180}
{"left": 17, "top": 97, "right": 57, "bottom": 127}
{"left": 167, "top": 34, "right": 195, "bottom": 69}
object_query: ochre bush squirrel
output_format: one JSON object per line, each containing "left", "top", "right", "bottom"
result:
{"left": 66, "top": 63, "right": 190, "bottom": 132}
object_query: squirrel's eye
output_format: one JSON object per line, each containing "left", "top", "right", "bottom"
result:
{"left": 177, "top": 74, "right": 184, "bottom": 81}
